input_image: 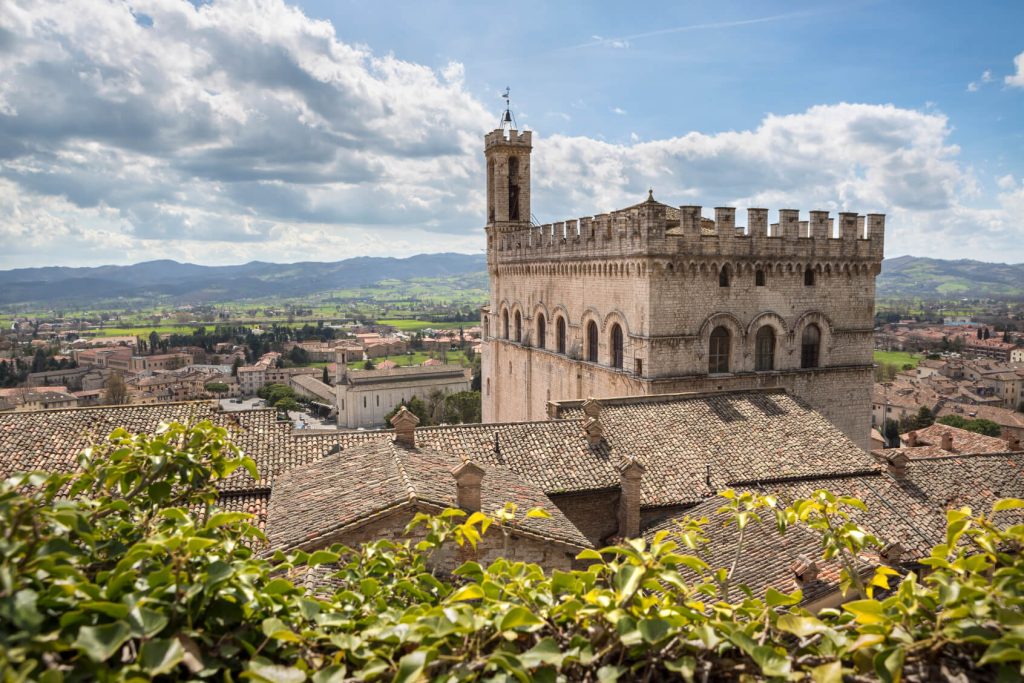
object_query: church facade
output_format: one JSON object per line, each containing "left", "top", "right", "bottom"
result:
{"left": 479, "top": 125, "right": 885, "bottom": 450}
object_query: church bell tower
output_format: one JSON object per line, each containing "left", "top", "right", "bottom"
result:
{"left": 484, "top": 89, "right": 532, "bottom": 254}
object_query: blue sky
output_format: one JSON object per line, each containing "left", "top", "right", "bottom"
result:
{"left": 0, "top": 0, "right": 1022, "bottom": 268}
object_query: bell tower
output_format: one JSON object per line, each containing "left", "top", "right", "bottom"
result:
{"left": 484, "top": 89, "right": 532, "bottom": 231}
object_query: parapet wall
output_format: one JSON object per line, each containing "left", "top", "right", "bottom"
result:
{"left": 484, "top": 129, "right": 533, "bottom": 149}
{"left": 493, "top": 205, "right": 884, "bottom": 264}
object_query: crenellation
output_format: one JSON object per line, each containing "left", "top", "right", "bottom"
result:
{"left": 809, "top": 211, "right": 829, "bottom": 239}
{"left": 715, "top": 207, "right": 736, "bottom": 232}
{"left": 779, "top": 209, "right": 800, "bottom": 239}
{"left": 748, "top": 208, "right": 769, "bottom": 237}
{"left": 838, "top": 212, "right": 858, "bottom": 240}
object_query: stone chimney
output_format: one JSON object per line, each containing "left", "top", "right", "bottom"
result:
{"left": 791, "top": 555, "right": 818, "bottom": 584}
{"left": 1007, "top": 435, "right": 1022, "bottom": 451}
{"left": 617, "top": 457, "right": 645, "bottom": 539}
{"left": 886, "top": 451, "right": 909, "bottom": 478}
{"left": 906, "top": 431, "right": 918, "bottom": 447}
{"left": 941, "top": 431, "right": 954, "bottom": 452}
{"left": 451, "top": 461, "right": 485, "bottom": 512}
{"left": 390, "top": 406, "right": 420, "bottom": 447}
{"left": 582, "top": 397, "right": 604, "bottom": 447}
{"left": 881, "top": 541, "right": 903, "bottom": 565}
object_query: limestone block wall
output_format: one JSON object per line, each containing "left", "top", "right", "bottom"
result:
{"left": 336, "top": 370, "right": 471, "bottom": 429}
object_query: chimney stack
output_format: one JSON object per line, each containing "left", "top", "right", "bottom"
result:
{"left": 582, "top": 397, "right": 604, "bottom": 447}
{"left": 791, "top": 555, "right": 819, "bottom": 584}
{"left": 881, "top": 541, "right": 903, "bottom": 565}
{"left": 941, "top": 431, "right": 954, "bottom": 452}
{"left": 390, "top": 406, "right": 420, "bottom": 447}
{"left": 617, "top": 457, "right": 645, "bottom": 539}
{"left": 451, "top": 461, "right": 485, "bottom": 512}
{"left": 886, "top": 451, "right": 909, "bottom": 478}
{"left": 1007, "top": 435, "right": 1022, "bottom": 451}
{"left": 906, "top": 431, "right": 918, "bottom": 447}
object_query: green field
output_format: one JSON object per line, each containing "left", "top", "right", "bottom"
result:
{"left": 376, "top": 319, "right": 469, "bottom": 332}
{"left": 873, "top": 350, "right": 922, "bottom": 368}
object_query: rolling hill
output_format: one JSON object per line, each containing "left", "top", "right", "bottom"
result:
{"left": 2, "top": 253, "right": 1021, "bottom": 306}
{"left": 0, "top": 253, "right": 487, "bottom": 306}
{"left": 877, "top": 256, "right": 1024, "bottom": 299}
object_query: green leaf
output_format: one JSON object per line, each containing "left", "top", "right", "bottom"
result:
{"left": 576, "top": 548, "right": 603, "bottom": 561}
{"left": 526, "top": 507, "right": 552, "bottom": 519}
{"left": 245, "top": 662, "right": 308, "bottom": 683}
{"left": 776, "top": 614, "right": 828, "bottom": 637}
{"left": 12, "top": 589, "right": 43, "bottom": 630}
{"left": 665, "top": 656, "right": 696, "bottom": 681}
{"left": 979, "top": 641, "right": 1024, "bottom": 666}
{"left": 448, "top": 584, "right": 485, "bottom": 602}
{"left": 308, "top": 550, "right": 340, "bottom": 567}
{"left": 638, "top": 618, "right": 670, "bottom": 643}
{"left": 993, "top": 498, "right": 1024, "bottom": 512}
{"left": 128, "top": 606, "right": 168, "bottom": 638}
{"left": 520, "top": 637, "right": 564, "bottom": 668}
{"left": 751, "top": 646, "right": 791, "bottom": 677}
{"left": 597, "top": 665, "right": 625, "bottom": 682}
{"left": 810, "top": 661, "right": 842, "bottom": 683}
{"left": 140, "top": 638, "right": 184, "bottom": 676}
{"left": 499, "top": 606, "right": 544, "bottom": 631}
{"left": 873, "top": 646, "right": 906, "bottom": 683}
{"left": 765, "top": 587, "right": 800, "bottom": 607}
{"left": 843, "top": 599, "right": 887, "bottom": 625}
{"left": 81, "top": 601, "right": 130, "bottom": 619}
{"left": 311, "top": 666, "right": 347, "bottom": 683}
{"left": 394, "top": 650, "right": 427, "bottom": 683}
{"left": 74, "top": 622, "right": 132, "bottom": 662}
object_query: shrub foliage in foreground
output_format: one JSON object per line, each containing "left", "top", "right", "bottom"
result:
{"left": 1, "top": 423, "right": 1022, "bottom": 682}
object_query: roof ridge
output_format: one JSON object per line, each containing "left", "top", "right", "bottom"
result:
{"left": 389, "top": 442, "right": 418, "bottom": 502}
{"left": 0, "top": 399, "right": 225, "bottom": 416}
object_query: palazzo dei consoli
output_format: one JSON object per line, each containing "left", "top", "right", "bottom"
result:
{"left": 479, "top": 123, "right": 885, "bottom": 450}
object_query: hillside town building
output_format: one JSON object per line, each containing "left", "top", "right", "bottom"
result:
{"left": 479, "top": 123, "right": 885, "bottom": 450}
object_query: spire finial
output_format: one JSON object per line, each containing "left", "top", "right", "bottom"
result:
{"left": 499, "top": 86, "right": 517, "bottom": 130}
{"left": 647, "top": 188, "right": 654, "bottom": 202}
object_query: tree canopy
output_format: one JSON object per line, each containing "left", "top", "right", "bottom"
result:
{"left": 1, "top": 423, "right": 1022, "bottom": 681}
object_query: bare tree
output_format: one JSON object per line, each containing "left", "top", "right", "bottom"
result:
{"left": 104, "top": 372, "right": 129, "bottom": 405}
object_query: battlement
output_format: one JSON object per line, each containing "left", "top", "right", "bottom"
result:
{"left": 484, "top": 128, "right": 533, "bottom": 149}
{"left": 492, "top": 205, "right": 885, "bottom": 264}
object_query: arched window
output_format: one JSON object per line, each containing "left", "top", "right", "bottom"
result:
{"left": 719, "top": 266, "right": 730, "bottom": 287}
{"left": 556, "top": 317, "right": 566, "bottom": 354}
{"left": 804, "top": 268, "right": 815, "bottom": 286}
{"left": 755, "top": 269, "right": 766, "bottom": 287}
{"left": 610, "top": 324, "right": 624, "bottom": 369}
{"left": 709, "top": 326, "right": 730, "bottom": 374}
{"left": 586, "top": 321, "right": 598, "bottom": 363}
{"left": 801, "top": 324, "right": 821, "bottom": 368}
{"left": 502, "top": 309, "right": 509, "bottom": 339}
{"left": 755, "top": 326, "right": 775, "bottom": 371}
{"left": 536, "top": 313, "right": 546, "bottom": 350}
{"left": 514, "top": 311, "right": 522, "bottom": 342}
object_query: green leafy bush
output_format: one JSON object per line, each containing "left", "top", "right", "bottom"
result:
{"left": 1, "top": 423, "right": 1022, "bottom": 681}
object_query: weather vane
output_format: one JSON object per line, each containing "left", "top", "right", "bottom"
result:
{"left": 499, "top": 86, "right": 517, "bottom": 130}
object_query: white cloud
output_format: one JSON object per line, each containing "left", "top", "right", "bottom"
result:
{"left": 0, "top": 0, "right": 1020, "bottom": 267}
{"left": 966, "top": 81, "right": 979, "bottom": 92}
{"left": 612, "top": 107, "right": 627, "bottom": 115}
{"left": 982, "top": 69, "right": 993, "bottom": 83}
{"left": 1007, "top": 51, "right": 1024, "bottom": 88}
{"left": 0, "top": 0, "right": 490, "bottom": 267}
{"left": 530, "top": 103, "right": 1022, "bottom": 262}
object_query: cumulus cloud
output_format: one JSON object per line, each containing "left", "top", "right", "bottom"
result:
{"left": 530, "top": 103, "right": 1019, "bottom": 261}
{"left": 0, "top": 0, "right": 490, "bottom": 267}
{"left": 0, "top": 0, "right": 1020, "bottom": 267}
{"left": 1007, "top": 51, "right": 1024, "bottom": 88}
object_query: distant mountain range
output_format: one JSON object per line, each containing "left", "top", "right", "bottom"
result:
{"left": 0, "top": 253, "right": 487, "bottom": 306}
{"left": 877, "top": 256, "right": 1024, "bottom": 299}
{"left": 1, "top": 253, "right": 1021, "bottom": 306}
